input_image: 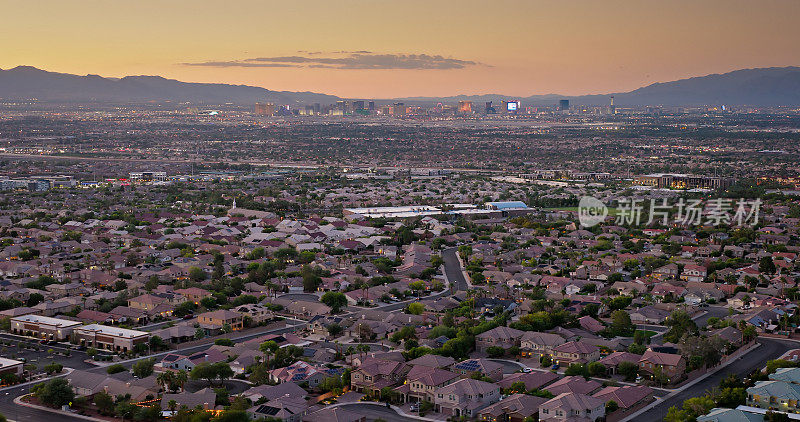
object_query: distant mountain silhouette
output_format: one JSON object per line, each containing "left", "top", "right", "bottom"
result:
{"left": 398, "top": 67, "right": 800, "bottom": 107}
{"left": 2, "top": 65, "right": 800, "bottom": 106}
{"left": 0, "top": 66, "right": 339, "bottom": 105}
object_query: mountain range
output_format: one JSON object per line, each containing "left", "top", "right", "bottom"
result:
{"left": 2, "top": 65, "right": 800, "bottom": 107}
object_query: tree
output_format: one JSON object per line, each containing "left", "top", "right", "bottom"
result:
{"left": 189, "top": 266, "right": 207, "bottom": 283}
{"left": 211, "top": 410, "right": 250, "bottom": 422}
{"left": 260, "top": 340, "right": 279, "bottom": 369}
{"left": 588, "top": 362, "right": 606, "bottom": 377}
{"left": 131, "top": 358, "right": 155, "bottom": 378}
{"left": 760, "top": 257, "right": 776, "bottom": 275}
{"left": 157, "top": 371, "right": 174, "bottom": 392}
{"left": 326, "top": 323, "right": 343, "bottom": 337}
{"left": 618, "top": 361, "right": 640, "bottom": 381}
{"left": 356, "top": 323, "right": 375, "bottom": 342}
{"left": 610, "top": 310, "right": 634, "bottom": 336}
{"left": 31, "top": 378, "right": 75, "bottom": 408}
{"left": 320, "top": 292, "right": 348, "bottom": 313}
{"left": 190, "top": 362, "right": 219, "bottom": 385}
{"left": 663, "top": 310, "right": 698, "bottom": 343}
{"left": 214, "top": 362, "right": 234, "bottom": 384}
{"left": 149, "top": 335, "right": 165, "bottom": 351}
{"left": 302, "top": 265, "right": 322, "bottom": 292}
{"left": 114, "top": 400, "right": 138, "bottom": 420}
{"left": 605, "top": 400, "right": 619, "bottom": 413}
{"left": 765, "top": 411, "right": 791, "bottom": 422}
{"left": 565, "top": 364, "right": 587, "bottom": 377}
{"left": 106, "top": 364, "right": 126, "bottom": 374}
{"left": 94, "top": 391, "right": 115, "bottom": 415}
{"left": 486, "top": 346, "right": 506, "bottom": 358}
{"left": 43, "top": 362, "right": 63, "bottom": 374}
{"left": 407, "top": 302, "right": 425, "bottom": 315}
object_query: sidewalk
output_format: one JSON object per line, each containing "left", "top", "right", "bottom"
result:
{"left": 620, "top": 341, "right": 762, "bottom": 422}
{"left": 14, "top": 393, "right": 106, "bottom": 422}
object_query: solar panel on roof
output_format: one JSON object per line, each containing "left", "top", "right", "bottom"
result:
{"left": 256, "top": 406, "right": 281, "bottom": 416}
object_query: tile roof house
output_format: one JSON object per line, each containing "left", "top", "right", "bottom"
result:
{"left": 476, "top": 326, "right": 526, "bottom": 352}
{"left": 545, "top": 376, "right": 602, "bottom": 396}
{"left": 592, "top": 385, "right": 653, "bottom": 409}
{"left": 248, "top": 394, "right": 309, "bottom": 422}
{"left": 520, "top": 331, "right": 566, "bottom": 358}
{"left": 350, "top": 357, "right": 408, "bottom": 392}
{"left": 397, "top": 365, "right": 460, "bottom": 403}
{"left": 639, "top": 349, "right": 686, "bottom": 382}
{"left": 539, "top": 392, "right": 605, "bottom": 422}
{"left": 452, "top": 358, "right": 504, "bottom": 381}
{"left": 498, "top": 371, "right": 559, "bottom": 391}
{"left": 696, "top": 408, "right": 763, "bottom": 422}
{"left": 433, "top": 378, "right": 501, "bottom": 418}
{"left": 270, "top": 360, "right": 336, "bottom": 388}
{"left": 477, "top": 393, "right": 548, "bottom": 422}
{"left": 551, "top": 341, "right": 601, "bottom": 365}
{"left": 303, "top": 407, "right": 365, "bottom": 422}
{"left": 597, "top": 351, "right": 642, "bottom": 375}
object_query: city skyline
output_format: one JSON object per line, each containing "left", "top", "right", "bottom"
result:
{"left": 3, "top": 0, "right": 800, "bottom": 98}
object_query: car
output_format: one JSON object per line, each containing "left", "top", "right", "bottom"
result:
{"left": 183, "top": 314, "right": 195, "bottom": 320}
{"left": 409, "top": 404, "right": 419, "bottom": 412}
{"left": 551, "top": 364, "right": 560, "bottom": 370}
{"left": 636, "top": 375, "right": 644, "bottom": 382}
{"left": 522, "top": 367, "right": 533, "bottom": 373}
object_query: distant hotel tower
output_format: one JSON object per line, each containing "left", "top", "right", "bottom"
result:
{"left": 458, "top": 100, "right": 473, "bottom": 114}
{"left": 559, "top": 99, "right": 570, "bottom": 111}
{"left": 254, "top": 102, "right": 275, "bottom": 116}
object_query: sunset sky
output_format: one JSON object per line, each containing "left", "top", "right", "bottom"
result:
{"left": 3, "top": 0, "right": 800, "bottom": 98}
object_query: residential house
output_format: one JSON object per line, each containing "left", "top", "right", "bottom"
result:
{"left": 520, "top": 332, "right": 565, "bottom": 359}
{"left": 638, "top": 350, "right": 686, "bottom": 383}
{"left": 434, "top": 378, "right": 501, "bottom": 418}
{"left": 476, "top": 326, "right": 525, "bottom": 352}
{"left": 551, "top": 341, "right": 600, "bottom": 365}
{"left": 538, "top": 393, "right": 605, "bottom": 422}
{"left": 478, "top": 393, "right": 548, "bottom": 422}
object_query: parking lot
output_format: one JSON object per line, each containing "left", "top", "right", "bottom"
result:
{"left": 0, "top": 333, "right": 96, "bottom": 371}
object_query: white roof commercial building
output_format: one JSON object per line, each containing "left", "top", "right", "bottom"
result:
{"left": 73, "top": 324, "right": 150, "bottom": 353}
{"left": 10, "top": 315, "right": 82, "bottom": 341}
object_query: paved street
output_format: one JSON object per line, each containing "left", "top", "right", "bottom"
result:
{"left": 442, "top": 247, "right": 468, "bottom": 292}
{"left": 692, "top": 305, "right": 733, "bottom": 328}
{"left": 633, "top": 337, "right": 799, "bottom": 421}
{"left": 338, "top": 403, "right": 420, "bottom": 422}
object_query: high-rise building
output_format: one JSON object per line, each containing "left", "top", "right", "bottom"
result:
{"left": 368, "top": 101, "right": 375, "bottom": 111}
{"left": 353, "top": 100, "right": 365, "bottom": 111}
{"left": 254, "top": 103, "right": 275, "bottom": 116}
{"left": 559, "top": 99, "right": 570, "bottom": 111}
{"left": 392, "top": 103, "right": 406, "bottom": 116}
{"left": 610, "top": 96, "right": 616, "bottom": 115}
{"left": 457, "top": 100, "right": 473, "bottom": 114}
{"left": 484, "top": 101, "right": 495, "bottom": 114}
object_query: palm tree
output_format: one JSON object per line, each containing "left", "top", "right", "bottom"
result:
{"left": 167, "top": 400, "right": 177, "bottom": 414}
{"left": 356, "top": 344, "right": 371, "bottom": 365}
{"left": 260, "top": 340, "right": 279, "bottom": 369}
{"left": 175, "top": 370, "right": 188, "bottom": 392}
{"left": 157, "top": 371, "right": 175, "bottom": 392}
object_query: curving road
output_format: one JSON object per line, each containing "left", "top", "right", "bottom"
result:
{"left": 632, "top": 337, "right": 799, "bottom": 421}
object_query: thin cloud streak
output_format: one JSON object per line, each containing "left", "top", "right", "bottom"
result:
{"left": 181, "top": 52, "right": 482, "bottom": 70}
